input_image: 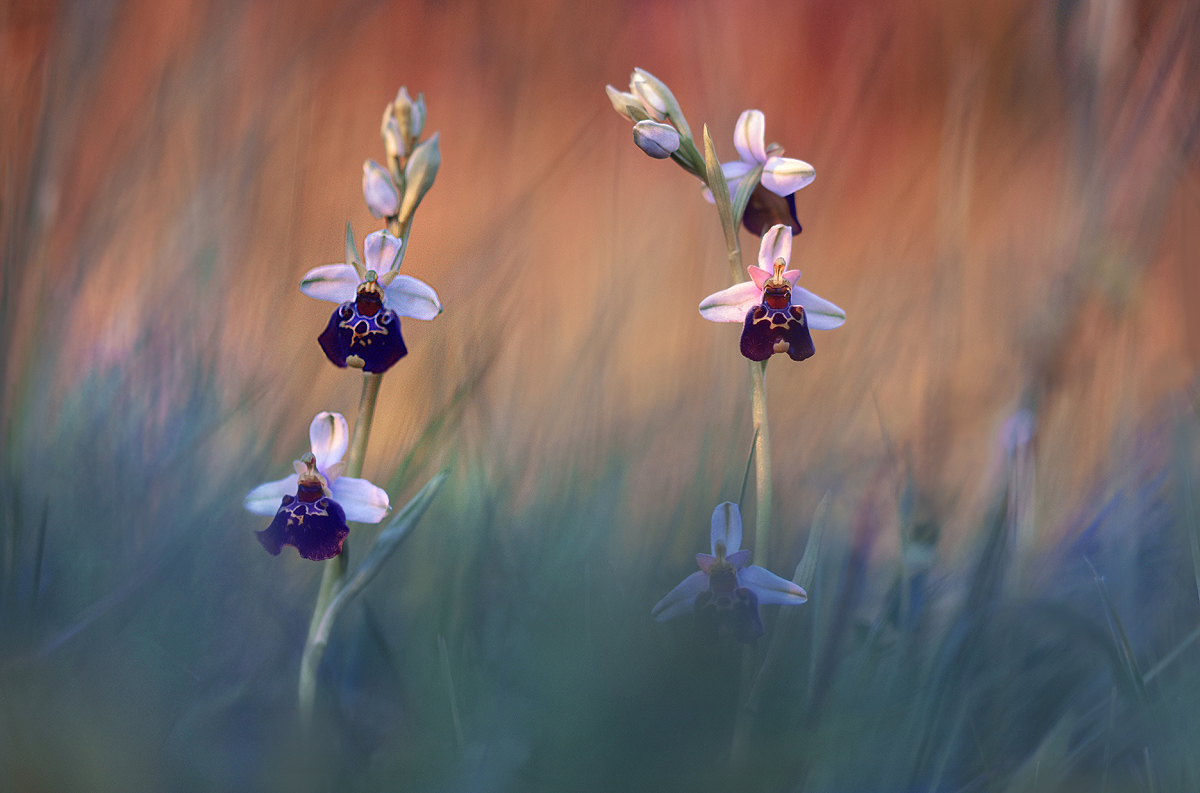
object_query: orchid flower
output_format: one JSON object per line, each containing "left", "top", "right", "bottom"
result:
{"left": 300, "top": 227, "right": 442, "bottom": 373}
{"left": 699, "top": 224, "right": 845, "bottom": 362}
{"left": 703, "top": 109, "right": 815, "bottom": 236}
{"left": 244, "top": 412, "right": 390, "bottom": 561}
{"left": 652, "top": 502, "right": 807, "bottom": 643}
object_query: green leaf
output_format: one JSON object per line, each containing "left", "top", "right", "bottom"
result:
{"left": 730, "top": 164, "right": 764, "bottom": 230}
{"left": 310, "top": 472, "right": 449, "bottom": 651}
{"left": 703, "top": 125, "right": 739, "bottom": 268}
{"left": 793, "top": 492, "right": 830, "bottom": 591}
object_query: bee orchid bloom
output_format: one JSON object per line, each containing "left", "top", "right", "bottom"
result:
{"left": 652, "top": 502, "right": 807, "bottom": 643}
{"left": 244, "top": 412, "right": 390, "bottom": 561}
{"left": 703, "top": 109, "right": 815, "bottom": 236}
{"left": 300, "top": 228, "right": 442, "bottom": 373}
{"left": 699, "top": 224, "right": 845, "bottom": 362}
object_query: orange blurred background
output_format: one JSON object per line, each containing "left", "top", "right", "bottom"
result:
{"left": 4, "top": 0, "right": 1199, "bottom": 557}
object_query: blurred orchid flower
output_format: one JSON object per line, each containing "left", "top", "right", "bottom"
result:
{"left": 652, "top": 502, "right": 807, "bottom": 643}
{"left": 300, "top": 226, "right": 442, "bottom": 373}
{"left": 699, "top": 224, "right": 844, "bottom": 362}
{"left": 703, "top": 110, "right": 815, "bottom": 236}
{"left": 244, "top": 412, "right": 390, "bottom": 561}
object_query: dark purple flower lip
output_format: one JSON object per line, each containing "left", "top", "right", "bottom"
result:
{"left": 742, "top": 185, "right": 802, "bottom": 238}
{"left": 255, "top": 455, "right": 349, "bottom": 561}
{"left": 695, "top": 585, "right": 764, "bottom": 643}
{"left": 739, "top": 262, "right": 815, "bottom": 362}
{"left": 318, "top": 275, "right": 408, "bottom": 374}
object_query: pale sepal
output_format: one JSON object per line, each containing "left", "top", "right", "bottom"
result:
{"left": 364, "top": 230, "right": 404, "bottom": 273}
{"left": 733, "top": 110, "right": 767, "bottom": 164}
{"left": 244, "top": 474, "right": 300, "bottom": 516}
{"left": 739, "top": 564, "right": 808, "bottom": 605}
{"left": 762, "top": 156, "right": 815, "bottom": 196}
{"left": 309, "top": 412, "right": 350, "bottom": 472}
{"left": 383, "top": 274, "right": 443, "bottom": 320}
{"left": 792, "top": 287, "right": 846, "bottom": 330}
{"left": 710, "top": 501, "right": 743, "bottom": 554}
{"left": 329, "top": 476, "right": 390, "bottom": 523}
{"left": 758, "top": 224, "right": 793, "bottom": 271}
{"left": 651, "top": 570, "right": 709, "bottom": 622}
{"left": 698, "top": 281, "right": 760, "bottom": 323}
{"left": 300, "top": 264, "right": 360, "bottom": 304}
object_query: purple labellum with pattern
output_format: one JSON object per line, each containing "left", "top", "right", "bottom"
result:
{"left": 652, "top": 502, "right": 807, "bottom": 644}
{"left": 739, "top": 261, "right": 815, "bottom": 362}
{"left": 699, "top": 224, "right": 845, "bottom": 362}
{"left": 256, "top": 454, "right": 350, "bottom": 561}
{"left": 317, "top": 272, "right": 409, "bottom": 373}
{"left": 301, "top": 228, "right": 442, "bottom": 374}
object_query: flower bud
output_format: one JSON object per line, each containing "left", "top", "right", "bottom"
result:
{"left": 629, "top": 68, "right": 691, "bottom": 139}
{"left": 632, "top": 120, "right": 680, "bottom": 159}
{"left": 381, "top": 108, "right": 406, "bottom": 163}
{"left": 605, "top": 84, "right": 650, "bottom": 122}
{"left": 398, "top": 133, "right": 440, "bottom": 222}
{"left": 362, "top": 159, "right": 400, "bottom": 218}
{"left": 394, "top": 87, "right": 426, "bottom": 151}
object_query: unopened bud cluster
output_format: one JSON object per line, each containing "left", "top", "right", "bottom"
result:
{"left": 364, "top": 87, "right": 441, "bottom": 228}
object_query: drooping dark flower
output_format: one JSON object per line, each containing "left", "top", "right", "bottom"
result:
{"left": 699, "top": 224, "right": 845, "bottom": 362}
{"left": 702, "top": 109, "right": 814, "bottom": 236}
{"left": 244, "top": 412, "right": 390, "bottom": 561}
{"left": 651, "top": 502, "right": 807, "bottom": 643}
{"left": 300, "top": 228, "right": 441, "bottom": 373}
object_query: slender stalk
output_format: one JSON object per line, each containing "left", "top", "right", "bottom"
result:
{"left": 748, "top": 359, "right": 771, "bottom": 565}
{"left": 298, "top": 371, "right": 384, "bottom": 726}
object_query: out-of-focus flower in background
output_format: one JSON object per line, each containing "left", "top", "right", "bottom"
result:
{"left": 699, "top": 224, "right": 844, "bottom": 362}
{"left": 703, "top": 110, "right": 814, "bottom": 236}
{"left": 651, "top": 502, "right": 807, "bottom": 643}
{"left": 301, "top": 228, "right": 442, "bottom": 373}
{"left": 244, "top": 412, "right": 390, "bottom": 560}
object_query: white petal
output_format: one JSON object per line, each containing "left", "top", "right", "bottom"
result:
{"left": 733, "top": 110, "right": 767, "bottom": 164}
{"left": 793, "top": 287, "right": 846, "bottom": 330}
{"left": 710, "top": 501, "right": 743, "bottom": 555}
{"left": 309, "top": 412, "right": 349, "bottom": 471}
{"left": 632, "top": 120, "right": 680, "bottom": 159}
{"left": 651, "top": 570, "right": 708, "bottom": 622}
{"left": 761, "top": 156, "right": 815, "bottom": 196}
{"left": 383, "top": 274, "right": 442, "bottom": 320}
{"left": 364, "top": 230, "right": 404, "bottom": 273}
{"left": 244, "top": 474, "right": 298, "bottom": 516}
{"left": 299, "top": 264, "right": 360, "bottom": 304}
{"left": 758, "top": 224, "right": 793, "bottom": 271}
{"left": 739, "top": 565, "right": 808, "bottom": 605}
{"left": 330, "top": 476, "right": 390, "bottom": 523}
{"left": 698, "top": 281, "right": 761, "bottom": 323}
{"left": 362, "top": 160, "right": 400, "bottom": 219}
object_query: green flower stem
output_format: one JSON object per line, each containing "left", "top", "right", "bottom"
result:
{"left": 748, "top": 359, "right": 771, "bottom": 565}
{"left": 701, "top": 124, "right": 773, "bottom": 565}
{"left": 298, "top": 370, "right": 383, "bottom": 726}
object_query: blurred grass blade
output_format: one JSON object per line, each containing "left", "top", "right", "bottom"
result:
{"left": 794, "top": 491, "right": 830, "bottom": 591}
{"left": 1085, "top": 557, "right": 1147, "bottom": 703}
{"left": 737, "top": 426, "right": 759, "bottom": 511}
{"left": 1001, "top": 709, "right": 1073, "bottom": 793}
